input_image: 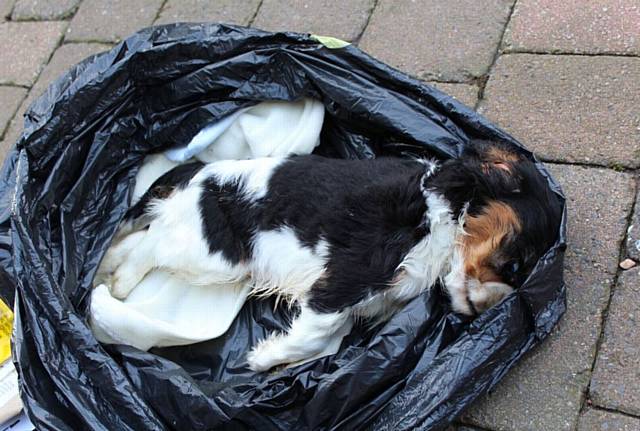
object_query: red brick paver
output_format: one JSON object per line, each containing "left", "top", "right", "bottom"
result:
{"left": 66, "top": 0, "right": 163, "bottom": 43}
{"left": 577, "top": 408, "right": 640, "bottom": 431}
{"left": 359, "top": 0, "right": 514, "bottom": 82}
{"left": 590, "top": 268, "right": 640, "bottom": 416}
{"left": 480, "top": 54, "right": 640, "bottom": 168}
{"left": 252, "top": 0, "right": 374, "bottom": 42}
{"left": 0, "top": 21, "right": 67, "bottom": 86}
{"left": 0, "top": 0, "right": 14, "bottom": 20}
{"left": 11, "top": 0, "right": 79, "bottom": 20}
{"left": 504, "top": 0, "right": 640, "bottom": 55}
{"left": 155, "top": 0, "right": 261, "bottom": 26}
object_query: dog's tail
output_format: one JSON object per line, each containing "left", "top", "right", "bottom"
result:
{"left": 119, "top": 161, "right": 205, "bottom": 235}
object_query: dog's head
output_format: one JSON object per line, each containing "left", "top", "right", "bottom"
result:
{"left": 430, "top": 140, "right": 562, "bottom": 315}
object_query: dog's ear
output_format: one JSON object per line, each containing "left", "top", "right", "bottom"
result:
{"left": 480, "top": 146, "right": 521, "bottom": 174}
{"left": 428, "top": 142, "right": 525, "bottom": 214}
{"left": 469, "top": 142, "right": 524, "bottom": 195}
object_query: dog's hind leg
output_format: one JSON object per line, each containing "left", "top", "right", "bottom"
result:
{"left": 246, "top": 304, "right": 350, "bottom": 372}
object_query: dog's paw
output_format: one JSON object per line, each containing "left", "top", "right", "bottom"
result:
{"left": 247, "top": 334, "right": 286, "bottom": 372}
{"left": 246, "top": 349, "right": 274, "bottom": 372}
{"left": 97, "top": 254, "right": 117, "bottom": 277}
{"left": 110, "top": 265, "right": 143, "bottom": 299}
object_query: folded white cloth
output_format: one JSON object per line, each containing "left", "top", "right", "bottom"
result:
{"left": 90, "top": 98, "right": 327, "bottom": 355}
{"left": 164, "top": 108, "right": 249, "bottom": 162}
{"left": 90, "top": 274, "right": 251, "bottom": 350}
{"left": 165, "top": 98, "right": 325, "bottom": 163}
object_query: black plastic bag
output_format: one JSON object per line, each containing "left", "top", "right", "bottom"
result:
{"left": 0, "top": 24, "right": 567, "bottom": 430}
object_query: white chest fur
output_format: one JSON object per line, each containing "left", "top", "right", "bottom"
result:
{"left": 354, "top": 192, "right": 459, "bottom": 320}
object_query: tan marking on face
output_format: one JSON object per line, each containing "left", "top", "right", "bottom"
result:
{"left": 481, "top": 146, "right": 522, "bottom": 174}
{"left": 462, "top": 201, "right": 521, "bottom": 284}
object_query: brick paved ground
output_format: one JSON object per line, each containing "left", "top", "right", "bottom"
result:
{"left": 1, "top": 1, "right": 639, "bottom": 429}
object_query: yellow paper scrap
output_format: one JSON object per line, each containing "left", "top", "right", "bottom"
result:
{"left": 0, "top": 299, "right": 13, "bottom": 364}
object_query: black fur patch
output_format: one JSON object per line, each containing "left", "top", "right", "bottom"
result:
{"left": 199, "top": 177, "right": 258, "bottom": 264}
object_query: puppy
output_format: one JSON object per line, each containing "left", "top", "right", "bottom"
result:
{"left": 98, "top": 140, "right": 561, "bottom": 371}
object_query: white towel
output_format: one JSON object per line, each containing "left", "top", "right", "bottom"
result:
{"left": 164, "top": 98, "right": 325, "bottom": 163}
{"left": 90, "top": 275, "right": 251, "bottom": 351}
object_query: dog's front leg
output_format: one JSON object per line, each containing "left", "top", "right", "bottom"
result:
{"left": 98, "top": 230, "right": 148, "bottom": 277}
{"left": 247, "top": 305, "right": 350, "bottom": 372}
{"left": 110, "top": 231, "right": 156, "bottom": 299}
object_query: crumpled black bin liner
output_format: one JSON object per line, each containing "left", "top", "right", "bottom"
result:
{"left": 0, "top": 24, "right": 567, "bottom": 430}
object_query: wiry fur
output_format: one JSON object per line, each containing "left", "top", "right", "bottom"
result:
{"left": 98, "top": 141, "right": 561, "bottom": 371}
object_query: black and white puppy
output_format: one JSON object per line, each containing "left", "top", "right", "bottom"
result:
{"left": 98, "top": 140, "right": 561, "bottom": 371}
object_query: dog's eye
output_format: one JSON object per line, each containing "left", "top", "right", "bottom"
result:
{"left": 501, "top": 260, "right": 520, "bottom": 277}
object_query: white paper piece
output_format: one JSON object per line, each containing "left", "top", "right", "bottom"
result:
{"left": 0, "top": 362, "right": 19, "bottom": 414}
{"left": 0, "top": 362, "right": 26, "bottom": 428}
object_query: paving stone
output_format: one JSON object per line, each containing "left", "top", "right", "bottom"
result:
{"left": 155, "top": 0, "right": 260, "bottom": 26}
{"left": 0, "top": 86, "right": 26, "bottom": 139}
{"left": 480, "top": 54, "right": 640, "bottom": 168}
{"left": 11, "top": 0, "right": 79, "bottom": 20}
{"left": 66, "top": 0, "right": 163, "bottom": 43}
{"left": 0, "top": 0, "right": 14, "bottom": 21}
{"left": 590, "top": 268, "right": 640, "bottom": 416}
{"left": 252, "top": 0, "right": 373, "bottom": 42}
{"left": 429, "top": 82, "right": 478, "bottom": 108}
{"left": 464, "top": 164, "right": 635, "bottom": 431}
{"left": 359, "top": 0, "right": 514, "bottom": 82}
{"left": 504, "top": 0, "right": 640, "bottom": 55}
{"left": 4, "top": 43, "right": 111, "bottom": 148}
{"left": 577, "top": 408, "right": 640, "bottom": 431}
{"left": 0, "top": 21, "right": 67, "bottom": 86}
